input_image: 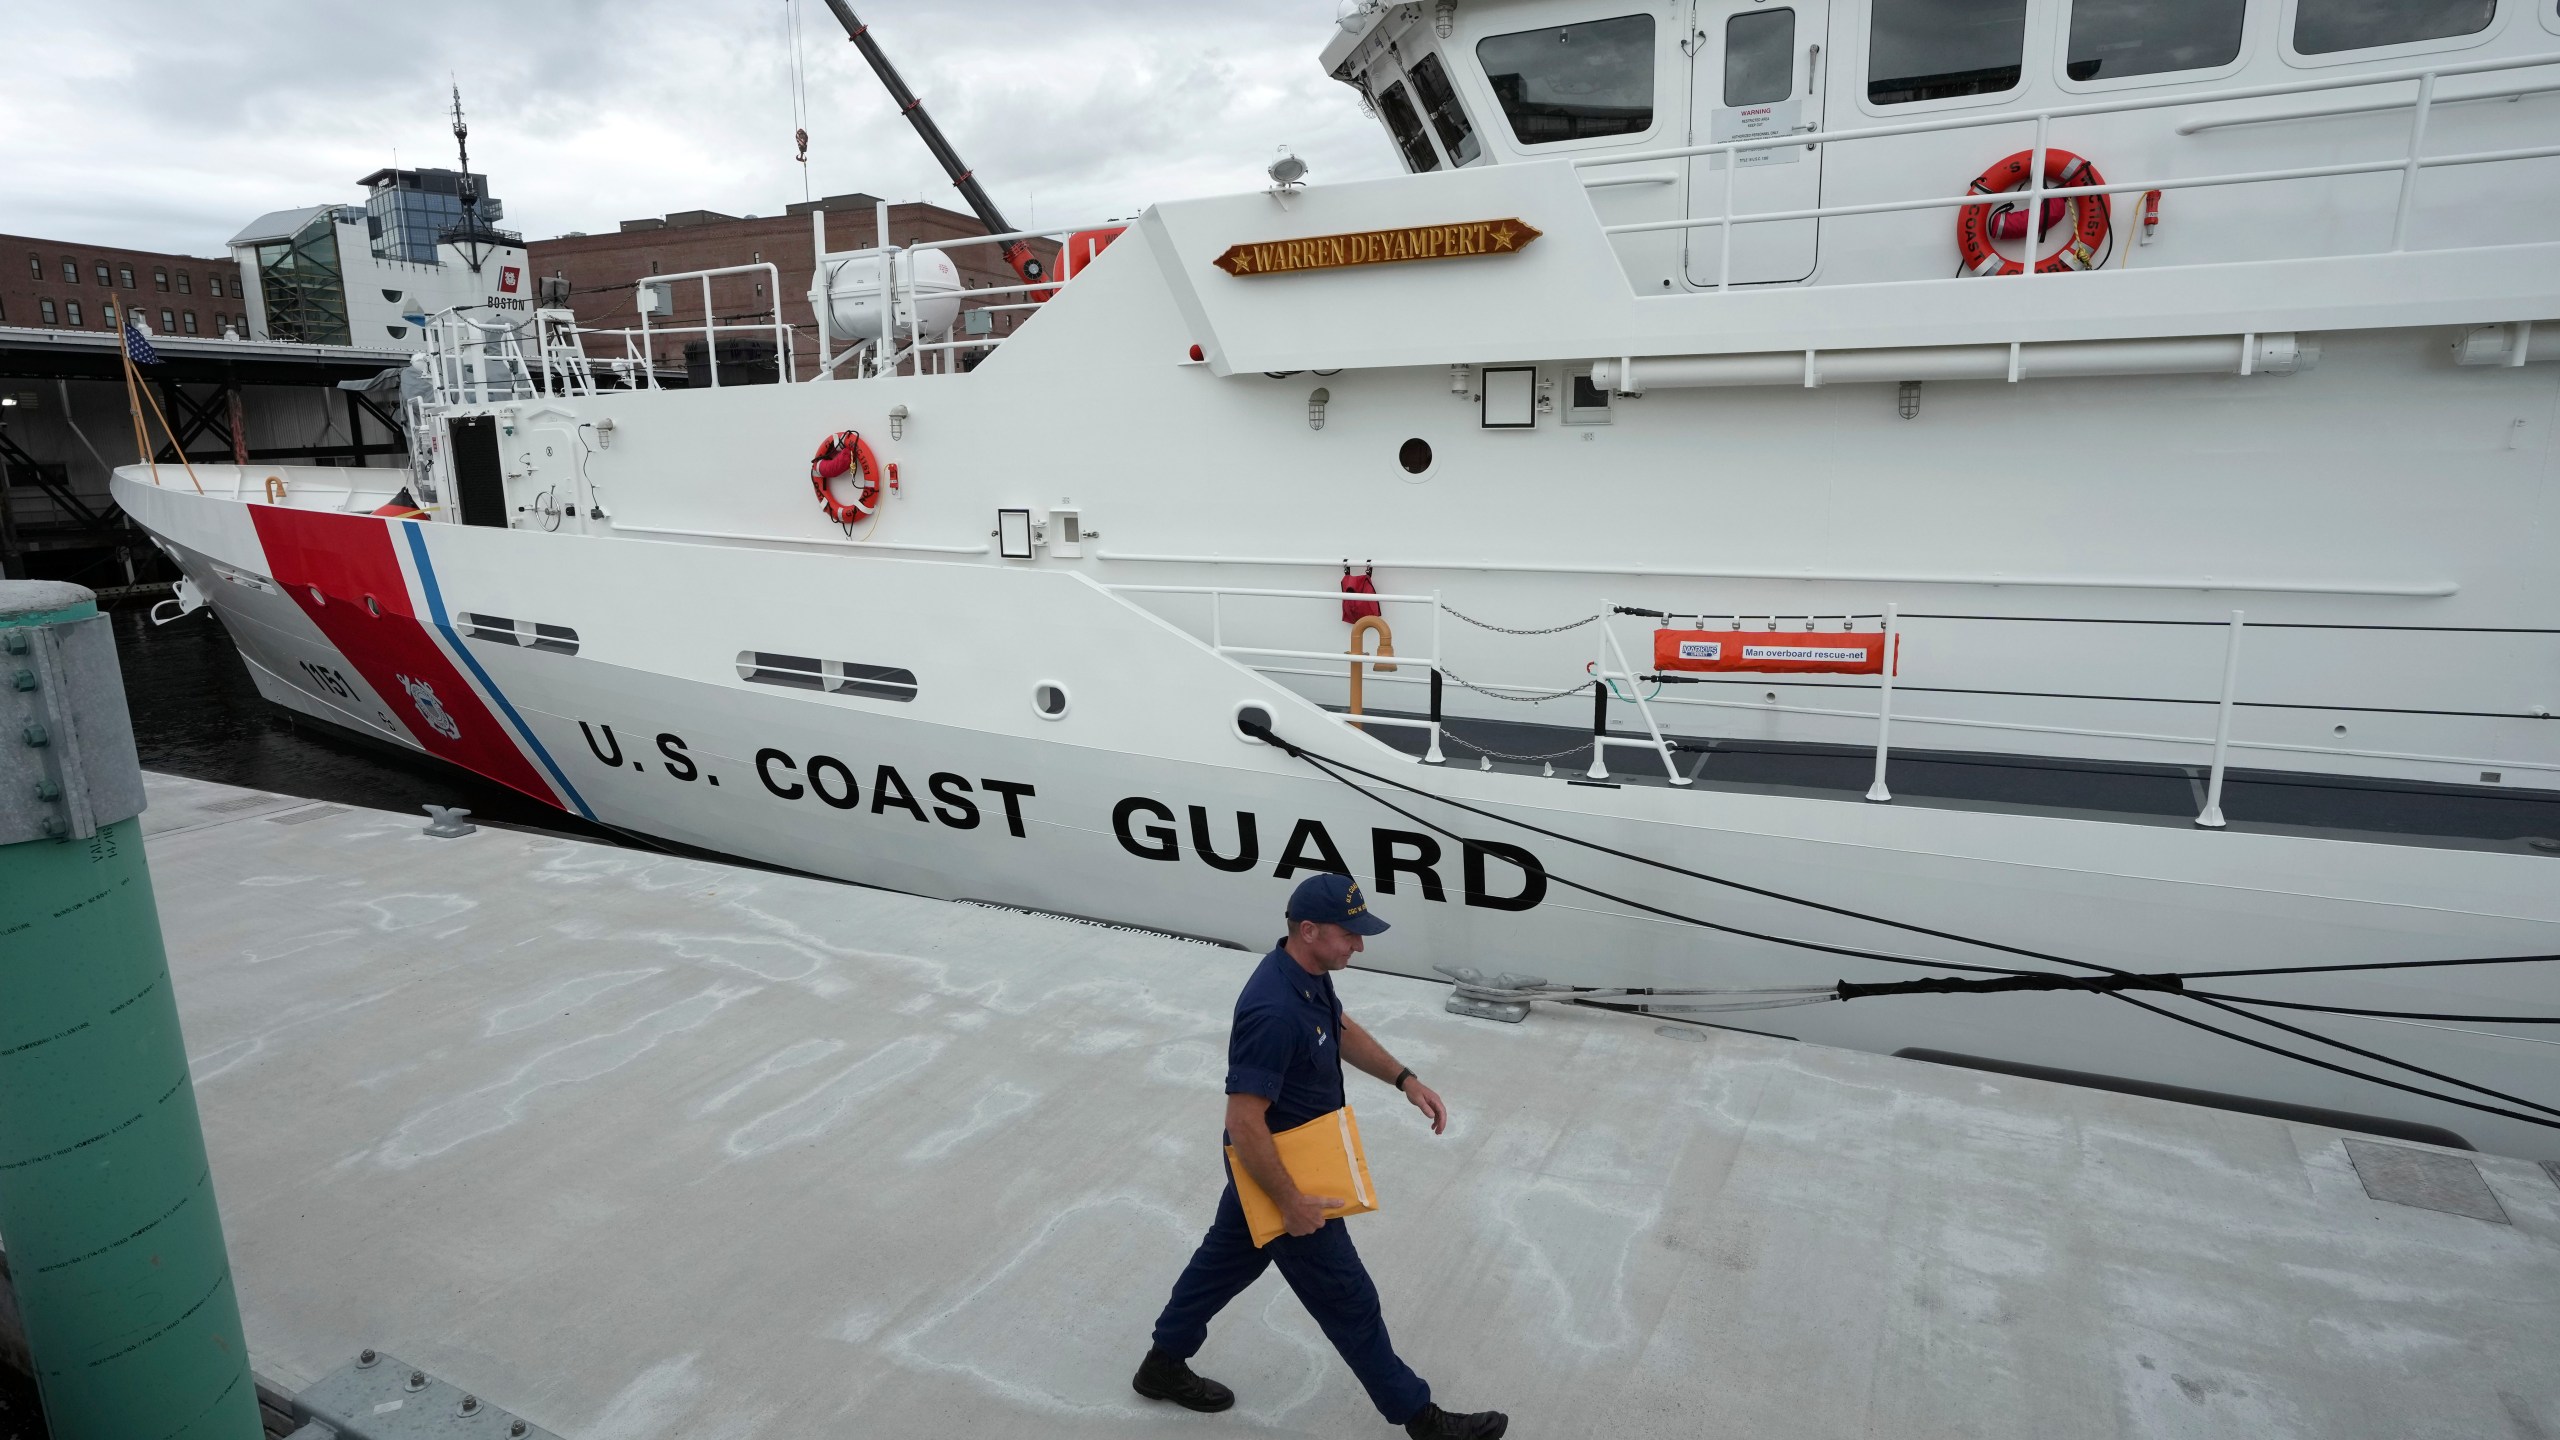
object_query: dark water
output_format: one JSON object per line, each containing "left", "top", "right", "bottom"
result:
{"left": 0, "top": 1366, "right": 42, "bottom": 1440}
{"left": 110, "top": 605, "right": 625, "bottom": 844}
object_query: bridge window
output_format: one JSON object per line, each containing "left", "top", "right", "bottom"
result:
{"left": 1869, "top": 0, "right": 2028, "bottom": 104}
{"left": 2067, "top": 0, "right": 2246, "bottom": 80}
{"left": 2294, "top": 0, "right": 2494, "bottom": 54}
{"left": 1725, "top": 8, "right": 1797, "bottom": 106}
{"left": 1407, "top": 53, "right": 1481, "bottom": 165}
{"left": 1477, "top": 14, "right": 1657, "bottom": 144}
{"left": 1378, "top": 81, "right": 1442, "bottom": 172}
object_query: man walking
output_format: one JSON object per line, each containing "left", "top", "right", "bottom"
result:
{"left": 1133, "top": 873, "right": 1508, "bottom": 1439}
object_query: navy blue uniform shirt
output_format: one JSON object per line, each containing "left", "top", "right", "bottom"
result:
{"left": 1223, "top": 942, "right": 1346, "bottom": 1138}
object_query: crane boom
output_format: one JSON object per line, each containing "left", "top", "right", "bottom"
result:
{"left": 817, "top": 0, "right": 1046, "bottom": 284}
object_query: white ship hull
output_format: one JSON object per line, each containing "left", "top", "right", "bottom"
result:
{"left": 115, "top": 471, "right": 2560, "bottom": 1160}
{"left": 112, "top": 1, "right": 2560, "bottom": 1159}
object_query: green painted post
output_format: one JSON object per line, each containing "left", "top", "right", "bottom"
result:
{"left": 0, "top": 581, "right": 260, "bottom": 1439}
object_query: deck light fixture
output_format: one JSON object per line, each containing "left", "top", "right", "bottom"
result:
{"left": 890, "top": 403, "right": 909, "bottom": 440}
{"left": 1268, "top": 151, "right": 1308, "bottom": 190}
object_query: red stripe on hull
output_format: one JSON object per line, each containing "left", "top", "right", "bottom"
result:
{"left": 249, "top": 507, "right": 560, "bottom": 806}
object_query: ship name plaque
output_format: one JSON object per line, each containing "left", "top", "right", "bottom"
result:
{"left": 1213, "top": 219, "right": 1543, "bottom": 277}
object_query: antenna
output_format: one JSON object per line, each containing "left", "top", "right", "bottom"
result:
{"left": 449, "top": 83, "right": 492, "bottom": 277}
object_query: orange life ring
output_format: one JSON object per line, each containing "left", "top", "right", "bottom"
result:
{"left": 809, "top": 429, "right": 881, "bottom": 526}
{"left": 1956, "top": 149, "right": 2111, "bottom": 276}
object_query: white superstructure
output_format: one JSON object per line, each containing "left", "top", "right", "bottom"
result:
{"left": 229, "top": 167, "right": 530, "bottom": 351}
{"left": 120, "top": 0, "right": 2560, "bottom": 1159}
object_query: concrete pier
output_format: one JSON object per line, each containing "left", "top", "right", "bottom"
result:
{"left": 133, "top": 772, "right": 2559, "bottom": 1438}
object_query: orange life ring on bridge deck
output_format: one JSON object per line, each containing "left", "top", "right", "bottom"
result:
{"left": 1024, "top": 227, "right": 1128, "bottom": 304}
{"left": 1057, "top": 227, "right": 1126, "bottom": 281}
{"left": 1955, "top": 149, "right": 2111, "bottom": 276}
{"left": 810, "top": 429, "right": 882, "bottom": 526}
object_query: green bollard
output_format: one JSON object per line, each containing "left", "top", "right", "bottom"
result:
{"left": 0, "top": 581, "right": 260, "bottom": 1439}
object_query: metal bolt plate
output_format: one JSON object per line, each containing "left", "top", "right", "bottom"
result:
{"left": 2343, "top": 1138, "right": 2509, "bottom": 1224}
{"left": 293, "top": 1351, "right": 561, "bottom": 1439}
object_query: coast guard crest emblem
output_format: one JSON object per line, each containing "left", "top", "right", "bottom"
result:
{"left": 397, "top": 673, "right": 462, "bottom": 741}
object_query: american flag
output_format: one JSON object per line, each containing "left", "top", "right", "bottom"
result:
{"left": 123, "top": 321, "right": 160, "bottom": 366}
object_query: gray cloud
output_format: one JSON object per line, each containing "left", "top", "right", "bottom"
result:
{"left": 2, "top": 0, "right": 1401, "bottom": 255}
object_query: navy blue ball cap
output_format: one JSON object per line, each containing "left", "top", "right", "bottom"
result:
{"left": 1286, "top": 872, "right": 1390, "bottom": 936}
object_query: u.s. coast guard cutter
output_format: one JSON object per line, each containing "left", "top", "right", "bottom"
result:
{"left": 119, "top": 0, "right": 2560, "bottom": 1158}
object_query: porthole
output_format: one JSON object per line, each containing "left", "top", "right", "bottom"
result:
{"left": 1235, "top": 702, "right": 1275, "bottom": 743}
{"left": 308, "top": 585, "right": 325, "bottom": 606}
{"left": 1033, "top": 683, "right": 1070, "bottom": 719}
{"left": 1398, "top": 438, "right": 1433, "bottom": 474}
{"left": 364, "top": 594, "right": 381, "bottom": 617}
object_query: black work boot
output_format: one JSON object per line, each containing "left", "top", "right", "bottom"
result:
{"left": 1132, "top": 1347, "right": 1236, "bottom": 1413}
{"left": 1405, "top": 1402, "right": 1510, "bottom": 1439}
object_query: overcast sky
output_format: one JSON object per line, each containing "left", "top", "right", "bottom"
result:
{"left": 2, "top": 0, "right": 1402, "bottom": 258}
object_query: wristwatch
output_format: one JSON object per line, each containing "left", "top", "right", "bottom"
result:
{"left": 1392, "top": 1067, "right": 1417, "bottom": 1092}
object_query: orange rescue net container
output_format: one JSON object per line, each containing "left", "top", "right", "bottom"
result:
{"left": 1653, "top": 629, "right": 1889, "bottom": 675}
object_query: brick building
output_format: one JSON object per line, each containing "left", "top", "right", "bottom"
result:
{"left": 527, "top": 193, "right": 1056, "bottom": 378}
{"left": 2, "top": 234, "right": 256, "bottom": 342}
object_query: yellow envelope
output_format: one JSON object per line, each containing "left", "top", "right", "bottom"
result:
{"left": 1226, "top": 1106, "right": 1377, "bottom": 1247}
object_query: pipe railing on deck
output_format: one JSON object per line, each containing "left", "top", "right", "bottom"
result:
{"left": 1123, "top": 586, "right": 2550, "bottom": 812}
{"left": 1577, "top": 48, "right": 2560, "bottom": 290}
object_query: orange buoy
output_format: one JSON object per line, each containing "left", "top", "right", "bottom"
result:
{"left": 809, "top": 429, "right": 882, "bottom": 526}
{"left": 1956, "top": 149, "right": 2111, "bottom": 276}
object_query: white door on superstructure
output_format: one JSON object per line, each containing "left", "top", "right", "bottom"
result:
{"left": 1684, "top": 0, "right": 1829, "bottom": 287}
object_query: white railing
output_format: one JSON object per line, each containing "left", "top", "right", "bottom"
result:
{"left": 634, "top": 263, "right": 796, "bottom": 388}
{"left": 1111, "top": 583, "right": 1449, "bottom": 763}
{"left": 811, "top": 198, "right": 1125, "bottom": 379}
{"left": 422, "top": 312, "right": 539, "bottom": 406}
{"left": 1577, "top": 48, "right": 2560, "bottom": 290}
{"left": 1132, "top": 589, "right": 2556, "bottom": 809}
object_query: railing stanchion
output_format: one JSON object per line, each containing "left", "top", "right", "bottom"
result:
{"left": 1866, "top": 602, "right": 1898, "bottom": 803}
{"left": 1718, "top": 146, "right": 1738, "bottom": 291}
{"left": 1587, "top": 602, "right": 1612, "bottom": 779}
{"left": 1426, "top": 667, "right": 1446, "bottom": 764}
{"left": 877, "top": 199, "right": 896, "bottom": 375}
{"left": 702, "top": 274, "right": 719, "bottom": 388}
{"left": 1605, "top": 623, "right": 1688, "bottom": 784}
{"left": 2195, "top": 609, "right": 2246, "bottom": 828}
{"left": 1426, "top": 590, "right": 1446, "bottom": 763}
{"left": 2024, "top": 114, "right": 2049, "bottom": 279}
{"left": 812, "top": 209, "right": 831, "bottom": 380}
{"left": 2391, "top": 71, "right": 2437, "bottom": 251}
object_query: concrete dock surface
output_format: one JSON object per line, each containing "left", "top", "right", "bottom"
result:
{"left": 134, "top": 773, "right": 2559, "bottom": 1439}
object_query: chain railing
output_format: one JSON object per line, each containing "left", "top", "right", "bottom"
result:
{"left": 1109, "top": 578, "right": 2554, "bottom": 813}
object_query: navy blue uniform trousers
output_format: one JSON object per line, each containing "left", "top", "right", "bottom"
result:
{"left": 1151, "top": 1180, "right": 1431, "bottom": 1424}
